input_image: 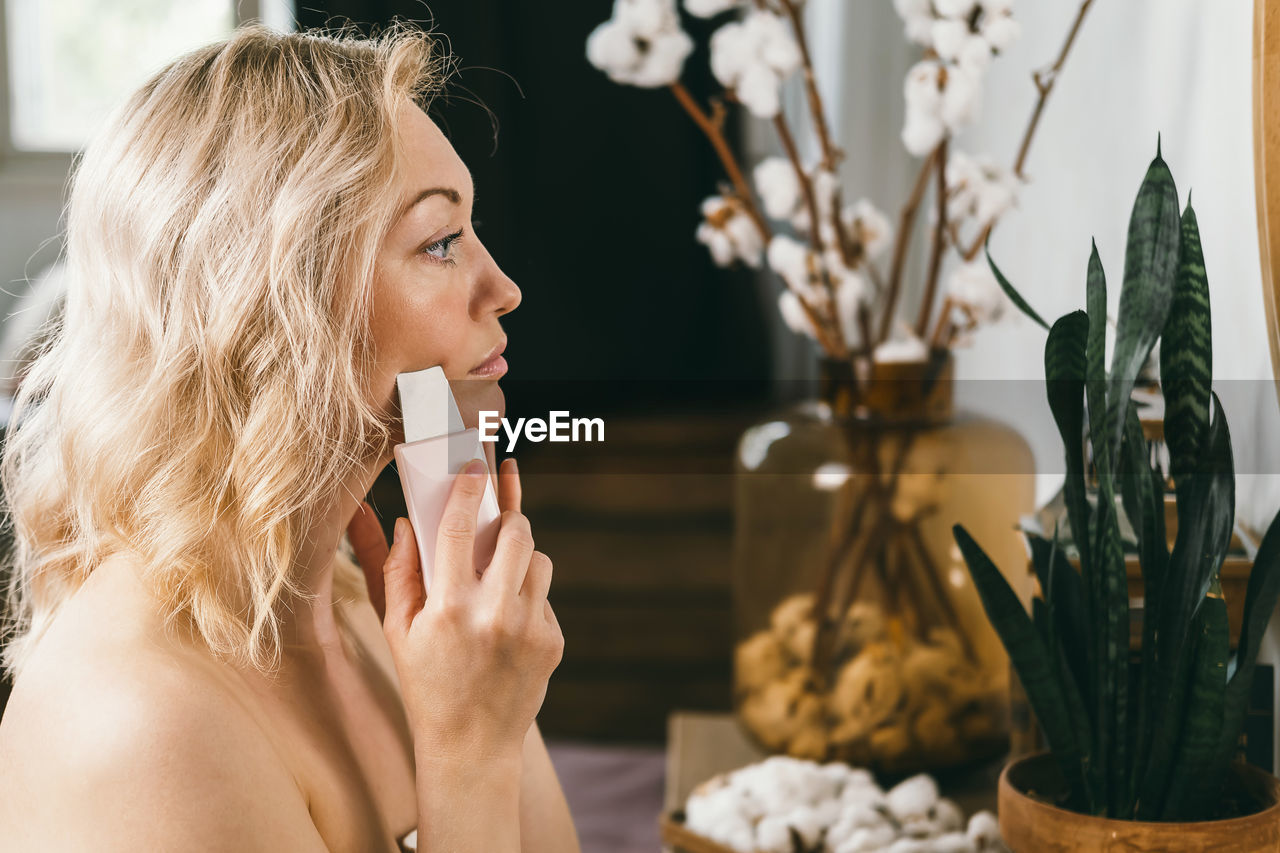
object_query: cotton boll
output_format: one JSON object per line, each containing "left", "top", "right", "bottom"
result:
{"left": 939, "top": 65, "right": 981, "bottom": 130}
{"left": 904, "top": 60, "right": 944, "bottom": 114}
{"left": 696, "top": 222, "right": 736, "bottom": 267}
{"left": 835, "top": 269, "right": 869, "bottom": 350}
{"left": 956, "top": 33, "right": 994, "bottom": 75}
{"left": 736, "top": 62, "right": 782, "bottom": 118}
{"left": 629, "top": 29, "right": 695, "bottom": 87}
{"left": 947, "top": 258, "right": 1007, "bottom": 324}
{"left": 751, "top": 11, "right": 802, "bottom": 75}
{"left": 723, "top": 207, "right": 765, "bottom": 267}
{"left": 935, "top": 0, "right": 977, "bottom": 18}
{"left": 892, "top": 0, "right": 931, "bottom": 23}
{"left": 886, "top": 773, "right": 940, "bottom": 823}
{"left": 933, "top": 832, "right": 979, "bottom": 853}
{"left": 754, "top": 157, "right": 802, "bottom": 221}
{"left": 893, "top": 0, "right": 935, "bottom": 45}
{"left": 835, "top": 824, "right": 899, "bottom": 853}
{"left": 684, "top": 0, "right": 741, "bottom": 18}
{"left": 966, "top": 810, "right": 1002, "bottom": 848}
{"left": 767, "top": 235, "right": 812, "bottom": 292}
{"left": 886, "top": 840, "right": 932, "bottom": 853}
{"left": 981, "top": 13, "right": 1021, "bottom": 51}
{"left": 735, "top": 630, "right": 788, "bottom": 694}
{"left": 933, "top": 798, "right": 966, "bottom": 833}
{"left": 873, "top": 334, "right": 929, "bottom": 363}
{"left": 778, "top": 291, "right": 818, "bottom": 340}
{"left": 586, "top": 19, "right": 641, "bottom": 79}
{"left": 902, "top": 109, "right": 946, "bottom": 158}
{"left": 930, "top": 19, "right": 971, "bottom": 63}
{"left": 843, "top": 198, "right": 893, "bottom": 260}
{"left": 754, "top": 814, "right": 795, "bottom": 853}
{"left": 615, "top": 0, "right": 671, "bottom": 39}
{"left": 784, "top": 804, "right": 827, "bottom": 848}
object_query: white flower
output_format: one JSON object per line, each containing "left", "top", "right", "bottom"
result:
{"left": 902, "top": 109, "right": 945, "bottom": 157}
{"left": 946, "top": 151, "right": 1019, "bottom": 228}
{"left": 966, "top": 810, "right": 1002, "bottom": 847}
{"left": 886, "top": 774, "right": 940, "bottom": 822}
{"left": 767, "top": 234, "right": 811, "bottom": 292}
{"left": 789, "top": 166, "right": 839, "bottom": 234}
{"left": 982, "top": 12, "right": 1021, "bottom": 51}
{"left": 684, "top": 0, "right": 742, "bottom": 18}
{"left": 947, "top": 257, "right": 1007, "bottom": 325}
{"left": 935, "top": 0, "right": 977, "bottom": 18}
{"left": 835, "top": 268, "right": 869, "bottom": 349}
{"left": 586, "top": 0, "right": 693, "bottom": 88}
{"left": 893, "top": 0, "right": 935, "bottom": 45}
{"left": 933, "top": 18, "right": 993, "bottom": 74}
{"left": 874, "top": 333, "right": 929, "bottom": 363}
{"left": 842, "top": 198, "right": 893, "bottom": 260}
{"left": 754, "top": 157, "right": 802, "bottom": 221}
{"left": 904, "top": 60, "right": 944, "bottom": 114}
{"left": 710, "top": 10, "right": 801, "bottom": 118}
{"left": 939, "top": 64, "right": 981, "bottom": 128}
{"left": 778, "top": 290, "right": 818, "bottom": 340}
{"left": 696, "top": 195, "right": 764, "bottom": 268}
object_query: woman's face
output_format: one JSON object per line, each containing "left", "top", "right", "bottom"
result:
{"left": 371, "top": 100, "right": 521, "bottom": 446}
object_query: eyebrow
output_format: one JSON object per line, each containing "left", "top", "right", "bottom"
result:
{"left": 395, "top": 177, "right": 478, "bottom": 224}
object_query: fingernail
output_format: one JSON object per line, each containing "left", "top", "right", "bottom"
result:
{"left": 509, "top": 457, "right": 518, "bottom": 474}
{"left": 393, "top": 518, "right": 405, "bottom": 543}
{"left": 463, "top": 459, "right": 486, "bottom": 478}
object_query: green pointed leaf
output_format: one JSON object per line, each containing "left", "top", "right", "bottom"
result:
{"left": 1161, "top": 575, "right": 1228, "bottom": 820}
{"left": 1108, "top": 147, "right": 1180, "bottom": 457}
{"left": 1137, "top": 393, "right": 1235, "bottom": 818}
{"left": 987, "top": 245, "right": 1050, "bottom": 331}
{"left": 1027, "top": 532, "right": 1092, "bottom": 728}
{"left": 1209, "top": 501, "right": 1280, "bottom": 792}
{"left": 954, "top": 524, "right": 1091, "bottom": 808}
{"left": 1161, "top": 202, "right": 1212, "bottom": 480}
{"left": 1045, "top": 311, "right": 1093, "bottom": 585}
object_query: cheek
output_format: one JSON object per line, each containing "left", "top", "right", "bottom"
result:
{"left": 373, "top": 265, "right": 469, "bottom": 374}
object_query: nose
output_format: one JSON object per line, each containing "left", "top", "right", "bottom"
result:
{"left": 471, "top": 239, "right": 521, "bottom": 320}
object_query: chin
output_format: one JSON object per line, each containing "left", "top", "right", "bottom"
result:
{"left": 451, "top": 378, "right": 505, "bottom": 429}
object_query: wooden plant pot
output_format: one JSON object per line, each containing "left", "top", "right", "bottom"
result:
{"left": 997, "top": 753, "right": 1280, "bottom": 852}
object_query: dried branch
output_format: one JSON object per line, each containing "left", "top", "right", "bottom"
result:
{"left": 669, "top": 81, "right": 771, "bottom": 242}
{"left": 878, "top": 143, "right": 940, "bottom": 344}
{"left": 778, "top": 0, "right": 842, "bottom": 171}
{"left": 916, "top": 137, "right": 950, "bottom": 337}
{"left": 959, "top": 0, "right": 1095, "bottom": 262}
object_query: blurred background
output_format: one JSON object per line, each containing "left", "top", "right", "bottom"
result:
{"left": 0, "top": 2, "right": 1275, "bottom": 851}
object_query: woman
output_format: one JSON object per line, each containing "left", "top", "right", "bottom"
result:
{"left": 0, "top": 23, "right": 578, "bottom": 853}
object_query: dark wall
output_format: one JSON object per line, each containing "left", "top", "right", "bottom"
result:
{"left": 297, "top": 1, "right": 773, "bottom": 413}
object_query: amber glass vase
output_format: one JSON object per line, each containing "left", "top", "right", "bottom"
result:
{"left": 731, "top": 352, "right": 1035, "bottom": 775}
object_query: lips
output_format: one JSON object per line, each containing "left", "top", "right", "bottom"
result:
{"left": 469, "top": 337, "right": 508, "bottom": 377}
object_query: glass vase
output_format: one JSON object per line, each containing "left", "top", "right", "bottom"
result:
{"left": 731, "top": 352, "right": 1035, "bottom": 775}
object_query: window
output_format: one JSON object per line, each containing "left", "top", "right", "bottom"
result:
{"left": 3, "top": 0, "right": 294, "bottom": 153}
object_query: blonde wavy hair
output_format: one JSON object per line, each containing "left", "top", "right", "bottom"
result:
{"left": 0, "top": 23, "right": 451, "bottom": 677}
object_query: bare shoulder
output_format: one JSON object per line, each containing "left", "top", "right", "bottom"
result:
{"left": 0, "top": 569, "right": 328, "bottom": 851}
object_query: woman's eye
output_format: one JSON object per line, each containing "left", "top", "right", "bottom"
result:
{"left": 421, "top": 228, "right": 465, "bottom": 266}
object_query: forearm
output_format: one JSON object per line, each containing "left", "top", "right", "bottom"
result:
{"left": 519, "top": 721, "right": 581, "bottom": 853}
{"left": 415, "top": 749, "right": 523, "bottom": 853}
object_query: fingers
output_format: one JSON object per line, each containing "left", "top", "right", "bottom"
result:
{"left": 433, "top": 459, "right": 490, "bottom": 590}
{"left": 383, "top": 518, "right": 425, "bottom": 635}
{"left": 346, "top": 500, "right": 388, "bottom": 621}
{"left": 520, "top": 549, "right": 553, "bottom": 603}
{"left": 497, "top": 457, "right": 522, "bottom": 514}
{"left": 484, "top": 510, "right": 535, "bottom": 597}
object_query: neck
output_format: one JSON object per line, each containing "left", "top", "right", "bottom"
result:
{"left": 279, "top": 446, "right": 393, "bottom": 654}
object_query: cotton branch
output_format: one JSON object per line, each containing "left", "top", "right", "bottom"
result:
{"left": 959, "top": 0, "right": 1095, "bottom": 262}
{"left": 915, "top": 137, "right": 950, "bottom": 338}
{"left": 877, "top": 144, "right": 940, "bottom": 344}
{"left": 669, "top": 81, "right": 772, "bottom": 243}
{"left": 778, "top": 0, "right": 842, "bottom": 172}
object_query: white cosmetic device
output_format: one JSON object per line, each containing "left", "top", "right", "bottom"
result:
{"left": 393, "top": 366, "right": 501, "bottom": 592}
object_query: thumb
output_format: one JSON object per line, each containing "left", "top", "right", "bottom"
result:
{"left": 383, "top": 518, "right": 425, "bottom": 637}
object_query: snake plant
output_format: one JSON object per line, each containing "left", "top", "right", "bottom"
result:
{"left": 953, "top": 139, "right": 1280, "bottom": 821}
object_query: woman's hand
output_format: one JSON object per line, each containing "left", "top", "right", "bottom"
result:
{"left": 346, "top": 458, "right": 563, "bottom": 765}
